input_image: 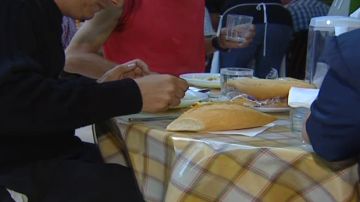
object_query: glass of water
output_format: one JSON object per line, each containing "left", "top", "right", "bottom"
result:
{"left": 290, "top": 107, "right": 310, "bottom": 142}
{"left": 220, "top": 67, "right": 254, "bottom": 99}
{"left": 225, "top": 14, "right": 253, "bottom": 42}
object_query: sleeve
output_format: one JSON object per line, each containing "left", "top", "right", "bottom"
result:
{"left": 0, "top": 1, "right": 143, "bottom": 134}
{"left": 306, "top": 35, "right": 360, "bottom": 162}
{"left": 0, "top": 55, "right": 142, "bottom": 134}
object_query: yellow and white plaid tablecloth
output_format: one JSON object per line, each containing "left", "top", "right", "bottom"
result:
{"left": 99, "top": 116, "right": 359, "bottom": 202}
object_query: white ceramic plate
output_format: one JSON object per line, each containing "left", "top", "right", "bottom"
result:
{"left": 252, "top": 106, "right": 290, "bottom": 113}
{"left": 172, "top": 90, "right": 208, "bottom": 109}
{"left": 180, "top": 73, "right": 221, "bottom": 88}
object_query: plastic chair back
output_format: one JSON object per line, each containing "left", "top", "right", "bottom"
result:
{"left": 328, "top": 0, "right": 351, "bottom": 16}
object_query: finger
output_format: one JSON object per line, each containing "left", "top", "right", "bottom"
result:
{"left": 110, "top": 64, "right": 133, "bottom": 75}
{"left": 122, "top": 72, "right": 134, "bottom": 79}
{"left": 126, "top": 63, "right": 136, "bottom": 68}
{"left": 133, "top": 67, "right": 145, "bottom": 77}
{"left": 133, "top": 59, "right": 151, "bottom": 74}
{"left": 174, "top": 89, "right": 186, "bottom": 99}
{"left": 123, "top": 63, "right": 138, "bottom": 73}
{"left": 176, "top": 78, "right": 189, "bottom": 92}
{"left": 249, "top": 24, "right": 256, "bottom": 31}
{"left": 168, "top": 97, "right": 181, "bottom": 108}
{"left": 156, "top": 101, "right": 171, "bottom": 112}
{"left": 235, "top": 40, "right": 251, "bottom": 48}
{"left": 123, "top": 60, "right": 150, "bottom": 76}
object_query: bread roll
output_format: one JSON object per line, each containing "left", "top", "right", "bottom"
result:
{"left": 166, "top": 103, "right": 276, "bottom": 132}
{"left": 227, "top": 77, "right": 314, "bottom": 100}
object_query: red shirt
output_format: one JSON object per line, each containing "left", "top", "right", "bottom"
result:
{"left": 103, "top": 0, "right": 205, "bottom": 76}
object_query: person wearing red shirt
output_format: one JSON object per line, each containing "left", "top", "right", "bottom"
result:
{"left": 65, "top": 0, "right": 255, "bottom": 78}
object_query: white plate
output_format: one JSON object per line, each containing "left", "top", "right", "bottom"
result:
{"left": 252, "top": 107, "right": 290, "bottom": 113}
{"left": 180, "top": 73, "right": 221, "bottom": 88}
{"left": 172, "top": 90, "right": 208, "bottom": 109}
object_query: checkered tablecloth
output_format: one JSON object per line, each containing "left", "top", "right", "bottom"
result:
{"left": 99, "top": 115, "right": 359, "bottom": 202}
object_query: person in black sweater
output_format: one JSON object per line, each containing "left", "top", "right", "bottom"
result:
{"left": 0, "top": 0, "right": 188, "bottom": 201}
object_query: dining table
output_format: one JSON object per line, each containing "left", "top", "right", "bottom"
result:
{"left": 97, "top": 110, "right": 359, "bottom": 202}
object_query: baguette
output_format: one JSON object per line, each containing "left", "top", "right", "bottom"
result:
{"left": 227, "top": 77, "right": 314, "bottom": 100}
{"left": 166, "top": 103, "right": 276, "bottom": 132}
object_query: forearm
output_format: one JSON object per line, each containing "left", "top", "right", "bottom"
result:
{"left": 204, "top": 37, "right": 217, "bottom": 55}
{"left": 303, "top": 115, "right": 357, "bottom": 170}
{"left": 302, "top": 113, "right": 357, "bottom": 170}
{"left": 64, "top": 5, "right": 123, "bottom": 78}
{"left": 65, "top": 50, "right": 117, "bottom": 79}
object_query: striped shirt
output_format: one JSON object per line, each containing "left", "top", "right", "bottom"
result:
{"left": 286, "top": 0, "right": 329, "bottom": 32}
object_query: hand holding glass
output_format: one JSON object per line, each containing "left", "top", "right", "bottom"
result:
{"left": 225, "top": 14, "right": 253, "bottom": 42}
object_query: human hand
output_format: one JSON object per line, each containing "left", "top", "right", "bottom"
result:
{"left": 218, "top": 24, "right": 255, "bottom": 49}
{"left": 97, "top": 59, "right": 151, "bottom": 83}
{"left": 134, "top": 74, "right": 189, "bottom": 112}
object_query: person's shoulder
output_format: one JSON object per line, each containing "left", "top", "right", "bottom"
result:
{"left": 323, "top": 29, "right": 360, "bottom": 87}
{"left": 4, "top": 0, "right": 28, "bottom": 5}
{"left": 323, "top": 29, "right": 360, "bottom": 70}
{"left": 337, "top": 29, "right": 360, "bottom": 70}
{"left": 0, "top": 0, "right": 31, "bottom": 19}
{"left": 337, "top": 29, "right": 360, "bottom": 48}
{"left": 2, "top": 0, "right": 34, "bottom": 10}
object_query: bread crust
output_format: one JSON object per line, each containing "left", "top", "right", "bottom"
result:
{"left": 227, "top": 78, "right": 314, "bottom": 100}
{"left": 166, "top": 103, "right": 276, "bottom": 132}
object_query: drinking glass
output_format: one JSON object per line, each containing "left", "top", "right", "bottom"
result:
{"left": 225, "top": 14, "right": 253, "bottom": 42}
{"left": 290, "top": 107, "right": 310, "bottom": 142}
{"left": 220, "top": 67, "right": 254, "bottom": 99}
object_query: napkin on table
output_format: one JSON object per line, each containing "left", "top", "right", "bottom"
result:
{"left": 209, "top": 122, "right": 275, "bottom": 137}
{"left": 288, "top": 87, "right": 319, "bottom": 109}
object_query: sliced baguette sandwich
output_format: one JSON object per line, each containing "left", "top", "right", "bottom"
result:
{"left": 166, "top": 103, "right": 276, "bottom": 132}
{"left": 227, "top": 77, "right": 315, "bottom": 100}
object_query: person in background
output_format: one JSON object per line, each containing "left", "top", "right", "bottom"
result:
{"left": 282, "top": 0, "right": 329, "bottom": 79}
{"left": 302, "top": 29, "right": 360, "bottom": 174}
{"left": 65, "top": 0, "right": 255, "bottom": 78}
{"left": 283, "top": 0, "right": 329, "bottom": 33}
{"left": 61, "top": 16, "right": 78, "bottom": 49}
{"left": 0, "top": 0, "right": 188, "bottom": 201}
{"left": 206, "top": 0, "right": 293, "bottom": 78}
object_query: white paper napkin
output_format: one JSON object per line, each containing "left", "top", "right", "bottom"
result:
{"left": 208, "top": 122, "right": 275, "bottom": 137}
{"left": 288, "top": 87, "right": 319, "bottom": 108}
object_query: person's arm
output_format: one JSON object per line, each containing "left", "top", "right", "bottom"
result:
{"left": 304, "top": 71, "right": 360, "bottom": 161}
{"left": 304, "top": 34, "right": 360, "bottom": 162}
{"left": 301, "top": 31, "right": 360, "bottom": 170}
{"left": 1, "top": 55, "right": 188, "bottom": 133}
{"left": 303, "top": 114, "right": 357, "bottom": 170}
{"left": 64, "top": 2, "right": 125, "bottom": 79}
{"left": 0, "top": 54, "right": 143, "bottom": 134}
{"left": 0, "top": 1, "right": 186, "bottom": 134}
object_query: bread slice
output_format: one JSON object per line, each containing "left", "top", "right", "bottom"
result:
{"left": 227, "top": 77, "right": 314, "bottom": 100}
{"left": 166, "top": 103, "right": 276, "bottom": 132}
